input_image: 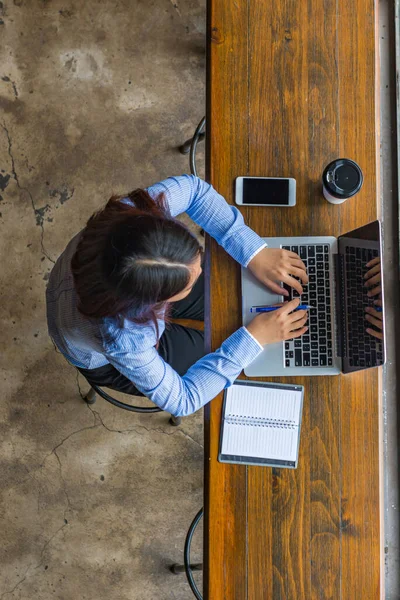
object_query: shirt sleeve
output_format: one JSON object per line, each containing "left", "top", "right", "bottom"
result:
{"left": 146, "top": 174, "right": 266, "bottom": 267}
{"left": 104, "top": 326, "right": 263, "bottom": 417}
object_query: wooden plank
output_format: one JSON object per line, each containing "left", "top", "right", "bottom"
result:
{"left": 338, "top": 0, "right": 381, "bottom": 596}
{"left": 306, "top": 1, "right": 342, "bottom": 598}
{"left": 246, "top": 2, "right": 312, "bottom": 598}
{"left": 204, "top": 0, "right": 249, "bottom": 598}
{"left": 170, "top": 318, "right": 204, "bottom": 331}
{"left": 244, "top": 1, "right": 346, "bottom": 597}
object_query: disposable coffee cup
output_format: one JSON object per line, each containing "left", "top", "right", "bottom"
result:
{"left": 322, "top": 159, "right": 363, "bottom": 204}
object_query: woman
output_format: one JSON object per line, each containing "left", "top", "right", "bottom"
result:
{"left": 46, "top": 175, "right": 308, "bottom": 416}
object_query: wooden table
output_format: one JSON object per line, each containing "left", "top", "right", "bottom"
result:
{"left": 204, "top": 1, "right": 381, "bottom": 598}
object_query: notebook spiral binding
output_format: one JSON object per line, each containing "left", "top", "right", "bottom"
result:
{"left": 227, "top": 414, "right": 297, "bottom": 429}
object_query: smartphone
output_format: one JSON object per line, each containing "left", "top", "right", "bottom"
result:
{"left": 235, "top": 176, "right": 296, "bottom": 207}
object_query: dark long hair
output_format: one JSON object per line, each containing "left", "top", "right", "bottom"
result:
{"left": 71, "top": 189, "right": 202, "bottom": 329}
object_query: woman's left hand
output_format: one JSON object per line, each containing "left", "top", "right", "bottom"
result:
{"left": 247, "top": 247, "right": 308, "bottom": 296}
{"left": 365, "top": 305, "right": 384, "bottom": 340}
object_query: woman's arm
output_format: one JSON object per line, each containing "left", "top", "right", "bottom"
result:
{"left": 147, "top": 175, "right": 308, "bottom": 295}
{"left": 147, "top": 175, "right": 266, "bottom": 267}
{"left": 104, "top": 297, "right": 307, "bottom": 417}
{"left": 105, "top": 326, "right": 263, "bottom": 417}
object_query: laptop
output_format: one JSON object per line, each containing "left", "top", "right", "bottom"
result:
{"left": 242, "top": 221, "right": 385, "bottom": 376}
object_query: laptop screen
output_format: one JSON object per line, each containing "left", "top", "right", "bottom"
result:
{"left": 337, "top": 221, "right": 385, "bottom": 373}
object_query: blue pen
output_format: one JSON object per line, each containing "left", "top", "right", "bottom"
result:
{"left": 250, "top": 304, "right": 313, "bottom": 313}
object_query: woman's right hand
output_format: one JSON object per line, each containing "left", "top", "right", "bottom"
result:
{"left": 365, "top": 305, "right": 383, "bottom": 340}
{"left": 364, "top": 256, "right": 382, "bottom": 297}
{"left": 246, "top": 298, "right": 308, "bottom": 346}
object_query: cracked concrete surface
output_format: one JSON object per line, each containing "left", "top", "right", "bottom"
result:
{"left": 1, "top": 121, "right": 55, "bottom": 263}
{"left": 0, "top": 1, "right": 205, "bottom": 598}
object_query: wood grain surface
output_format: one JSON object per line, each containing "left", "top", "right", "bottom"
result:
{"left": 170, "top": 318, "right": 204, "bottom": 331}
{"left": 204, "top": 1, "right": 380, "bottom": 599}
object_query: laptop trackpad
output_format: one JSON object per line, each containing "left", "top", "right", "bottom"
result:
{"left": 242, "top": 268, "right": 283, "bottom": 329}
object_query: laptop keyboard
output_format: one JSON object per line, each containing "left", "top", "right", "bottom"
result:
{"left": 345, "top": 246, "right": 383, "bottom": 367}
{"left": 282, "top": 244, "right": 333, "bottom": 368}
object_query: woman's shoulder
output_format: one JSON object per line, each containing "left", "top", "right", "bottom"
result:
{"left": 46, "top": 230, "right": 84, "bottom": 291}
{"left": 99, "top": 317, "right": 158, "bottom": 353}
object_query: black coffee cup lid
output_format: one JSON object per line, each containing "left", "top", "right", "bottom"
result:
{"left": 322, "top": 159, "right": 363, "bottom": 198}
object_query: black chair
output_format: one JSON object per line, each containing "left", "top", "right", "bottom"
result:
{"left": 179, "top": 117, "right": 205, "bottom": 177}
{"left": 170, "top": 508, "right": 203, "bottom": 599}
{"left": 83, "top": 383, "right": 182, "bottom": 426}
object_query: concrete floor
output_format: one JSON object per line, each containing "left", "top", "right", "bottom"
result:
{"left": 0, "top": 1, "right": 205, "bottom": 598}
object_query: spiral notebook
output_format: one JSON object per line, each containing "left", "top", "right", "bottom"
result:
{"left": 218, "top": 380, "right": 304, "bottom": 468}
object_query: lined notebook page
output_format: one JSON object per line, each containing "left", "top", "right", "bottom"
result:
{"left": 220, "top": 384, "right": 303, "bottom": 462}
{"left": 224, "top": 384, "right": 302, "bottom": 423}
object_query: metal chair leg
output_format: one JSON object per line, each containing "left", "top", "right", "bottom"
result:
{"left": 179, "top": 133, "right": 205, "bottom": 155}
{"left": 168, "top": 509, "right": 203, "bottom": 598}
{"left": 84, "top": 387, "right": 97, "bottom": 405}
{"left": 170, "top": 563, "right": 203, "bottom": 574}
{"left": 179, "top": 138, "right": 192, "bottom": 155}
{"left": 169, "top": 415, "right": 182, "bottom": 426}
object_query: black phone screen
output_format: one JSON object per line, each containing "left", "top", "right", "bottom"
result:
{"left": 242, "top": 178, "right": 290, "bottom": 205}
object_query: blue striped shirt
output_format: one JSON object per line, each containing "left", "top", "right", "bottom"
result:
{"left": 46, "top": 175, "right": 265, "bottom": 416}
